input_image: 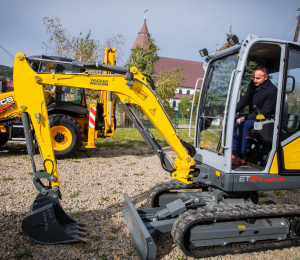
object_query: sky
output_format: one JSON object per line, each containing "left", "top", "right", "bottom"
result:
{"left": 0, "top": 0, "right": 299, "bottom": 67}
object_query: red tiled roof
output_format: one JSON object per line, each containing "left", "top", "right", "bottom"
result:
{"left": 155, "top": 57, "right": 204, "bottom": 89}
{"left": 174, "top": 94, "right": 192, "bottom": 100}
{"left": 132, "top": 21, "right": 150, "bottom": 49}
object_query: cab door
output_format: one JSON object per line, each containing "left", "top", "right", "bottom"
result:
{"left": 194, "top": 52, "right": 240, "bottom": 172}
{"left": 278, "top": 45, "right": 300, "bottom": 173}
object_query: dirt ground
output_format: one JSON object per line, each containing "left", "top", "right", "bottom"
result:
{"left": 1, "top": 141, "right": 300, "bottom": 260}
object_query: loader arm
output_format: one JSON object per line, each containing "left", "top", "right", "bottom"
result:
{"left": 13, "top": 53, "right": 196, "bottom": 190}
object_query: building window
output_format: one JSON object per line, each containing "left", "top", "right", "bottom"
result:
{"left": 186, "top": 90, "right": 190, "bottom": 95}
{"left": 173, "top": 101, "right": 176, "bottom": 108}
{"left": 179, "top": 89, "right": 182, "bottom": 94}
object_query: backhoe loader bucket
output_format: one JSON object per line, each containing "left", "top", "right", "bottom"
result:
{"left": 22, "top": 190, "right": 87, "bottom": 244}
{"left": 122, "top": 194, "right": 157, "bottom": 260}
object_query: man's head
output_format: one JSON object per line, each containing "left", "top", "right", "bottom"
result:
{"left": 252, "top": 66, "right": 268, "bottom": 86}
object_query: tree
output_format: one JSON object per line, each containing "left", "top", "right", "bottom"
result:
{"left": 42, "top": 17, "right": 125, "bottom": 101}
{"left": 42, "top": 17, "right": 125, "bottom": 62}
{"left": 126, "top": 37, "right": 160, "bottom": 76}
{"left": 155, "top": 68, "right": 185, "bottom": 115}
{"left": 179, "top": 96, "right": 192, "bottom": 119}
{"left": 125, "top": 37, "right": 185, "bottom": 116}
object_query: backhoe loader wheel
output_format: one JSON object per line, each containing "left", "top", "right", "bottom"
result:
{"left": 49, "top": 114, "right": 83, "bottom": 159}
{"left": 0, "top": 133, "right": 8, "bottom": 147}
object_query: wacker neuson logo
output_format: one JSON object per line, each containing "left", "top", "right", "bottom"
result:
{"left": 0, "top": 96, "right": 14, "bottom": 106}
{"left": 90, "top": 79, "right": 109, "bottom": 86}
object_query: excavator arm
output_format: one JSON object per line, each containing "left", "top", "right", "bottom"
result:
{"left": 14, "top": 52, "right": 196, "bottom": 186}
{"left": 13, "top": 52, "right": 196, "bottom": 244}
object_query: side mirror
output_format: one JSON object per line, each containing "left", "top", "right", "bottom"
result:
{"left": 285, "top": 75, "right": 295, "bottom": 94}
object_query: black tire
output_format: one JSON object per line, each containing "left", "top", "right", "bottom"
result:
{"left": 0, "top": 132, "right": 8, "bottom": 147}
{"left": 49, "top": 114, "right": 83, "bottom": 159}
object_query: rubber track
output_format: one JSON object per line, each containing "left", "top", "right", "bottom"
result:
{"left": 146, "top": 180, "right": 208, "bottom": 208}
{"left": 171, "top": 204, "right": 300, "bottom": 258}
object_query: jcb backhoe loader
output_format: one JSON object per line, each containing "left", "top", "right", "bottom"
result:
{"left": 12, "top": 34, "right": 300, "bottom": 259}
{"left": 0, "top": 46, "right": 116, "bottom": 158}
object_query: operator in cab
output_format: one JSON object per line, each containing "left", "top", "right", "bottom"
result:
{"left": 232, "top": 65, "right": 277, "bottom": 166}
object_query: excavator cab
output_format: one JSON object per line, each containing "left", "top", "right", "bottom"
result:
{"left": 122, "top": 35, "right": 300, "bottom": 259}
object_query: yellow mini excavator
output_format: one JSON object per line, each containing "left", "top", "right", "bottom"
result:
{"left": 13, "top": 34, "right": 300, "bottom": 259}
{"left": 0, "top": 47, "right": 117, "bottom": 158}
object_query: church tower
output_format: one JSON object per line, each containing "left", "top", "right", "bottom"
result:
{"left": 131, "top": 10, "right": 150, "bottom": 49}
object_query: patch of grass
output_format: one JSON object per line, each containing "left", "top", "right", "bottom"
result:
{"left": 90, "top": 235, "right": 100, "bottom": 241}
{"left": 9, "top": 196, "right": 13, "bottom": 199}
{"left": 258, "top": 191, "right": 269, "bottom": 198}
{"left": 98, "top": 203, "right": 104, "bottom": 206}
{"left": 74, "top": 172, "right": 80, "bottom": 175}
{"left": 73, "top": 160, "right": 80, "bottom": 163}
{"left": 263, "top": 200, "right": 276, "bottom": 205}
{"left": 122, "top": 174, "right": 128, "bottom": 177}
{"left": 102, "top": 197, "right": 109, "bottom": 201}
{"left": 66, "top": 207, "right": 72, "bottom": 210}
{"left": 127, "top": 162, "right": 135, "bottom": 166}
{"left": 112, "top": 190, "right": 120, "bottom": 194}
{"left": 111, "top": 226, "right": 121, "bottom": 233}
{"left": 148, "top": 150, "right": 155, "bottom": 154}
{"left": 3, "top": 178, "right": 13, "bottom": 181}
{"left": 119, "top": 143, "right": 134, "bottom": 149}
{"left": 96, "top": 142, "right": 115, "bottom": 149}
{"left": 108, "top": 236, "right": 116, "bottom": 240}
{"left": 273, "top": 190, "right": 285, "bottom": 197}
{"left": 99, "top": 255, "right": 107, "bottom": 260}
{"left": 12, "top": 250, "right": 33, "bottom": 259}
{"left": 126, "top": 251, "right": 138, "bottom": 256}
{"left": 70, "top": 192, "right": 80, "bottom": 198}
{"left": 83, "top": 245, "right": 98, "bottom": 254}
{"left": 71, "top": 212, "right": 81, "bottom": 217}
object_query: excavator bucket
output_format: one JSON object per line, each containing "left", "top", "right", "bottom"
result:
{"left": 123, "top": 194, "right": 157, "bottom": 260}
{"left": 22, "top": 190, "right": 87, "bottom": 244}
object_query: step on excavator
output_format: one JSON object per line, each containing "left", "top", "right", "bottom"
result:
{"left": 0, "top": 46, "right": 116, "bottom": 158}
{"left": 13, "top": 34, "right": 300, "bottom": 259}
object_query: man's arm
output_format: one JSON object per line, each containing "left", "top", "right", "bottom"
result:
{"left": 236, "top": 82, "right": 253, "bottom": 113}
{"left": 259, "top": 87, "right": 277, "bottom": 118}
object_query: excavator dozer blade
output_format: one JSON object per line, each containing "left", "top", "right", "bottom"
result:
{"left": 22, "top": 190, "right": 87, "bottom": 244}
{"left": 122, "top": 194, "right": 157, "bottom": 260}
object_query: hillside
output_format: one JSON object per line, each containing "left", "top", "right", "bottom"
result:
{"left": 0, "top": 65, "right": 13, "bottom": 79}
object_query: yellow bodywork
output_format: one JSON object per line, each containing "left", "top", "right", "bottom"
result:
{"left": 269, "top": 152, "right": 278, "bottom": 174}
{"left": 0, "top": 92, "right": 20, "bottom": 133}
{"left": 13, "top": 53, "right": 195, "bottom": 187}
{"left": 282, "top": 137, "right": 300, "bottom": 170}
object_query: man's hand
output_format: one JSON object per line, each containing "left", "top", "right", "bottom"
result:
{"left": 236, "top": 117, "right": 245, "bottom": 124}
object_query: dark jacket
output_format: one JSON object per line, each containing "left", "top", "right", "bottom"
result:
{"left": 236, "top": 79, "right": 277, "bottom": 120}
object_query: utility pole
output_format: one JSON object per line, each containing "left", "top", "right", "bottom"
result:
{"left": 293, "top": 9, "right": 300, "bottom": 42}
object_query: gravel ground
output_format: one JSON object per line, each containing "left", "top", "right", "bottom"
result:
{"left": 1, "top": 140, "right": 300, "bottom": 260}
